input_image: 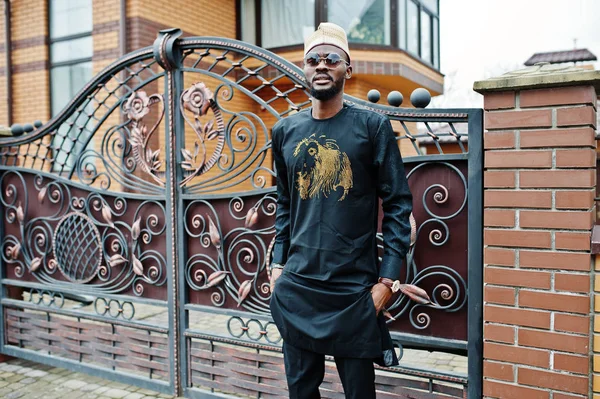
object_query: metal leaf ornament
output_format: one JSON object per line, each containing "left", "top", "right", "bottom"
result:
{"left": 399, "top": 284, "right": 435, "bottom": 306}
{"left": 9, "top": 243, "right": 21, "bottom": 260}
{"left": 131, "top": 217, "right": 141, "bottom": 241}
{"left": 108, "top": 254, "right": 128, "bottom": 268}
{"left": 207, "top": 215, "right": 221, "bottom": 248}
{"left": 204, "top": 120, "right": 220, "bottom": 141}
{"left": 29, "top": 257, "right": 42, "bottom": 273}
{"left": 132, "top": 254, "right": 144, "bottom": 276}
{"left": 16, "top": 202, "right": 24, "bottom": 225}
{"left": 383, "top": 309, "right": 396, "bottom": 321}
{"left": 244, "top": 206, "right": 259, "bottom": 228}
{"left": 181, "top": 149, "right": 193, "bottom": 162}
{"left": 38, "top": 186, "right": 47, "bottom": 204}
{"left": 237, "top": 280, "right": 253, "bottom": 307}
{"left": 101, "top": 202, "right": 114, "bottom": 227}
{"left": 206, "top": 271, "right": 230, "bottom": 288}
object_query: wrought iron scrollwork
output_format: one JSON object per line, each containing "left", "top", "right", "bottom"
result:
{"left": 384, "top": 162, "right": 468, "bottom": 329}
{"left": 1, "top": 171, "right": 167, "bottom": 296}
{"left": 94, "top": 297, "right": 135, "bottom": 320}
{"left": 227, "top": 316, "right": 281, "bottom": 344}
{"left": 184, "top": 194, "right": 276, "bottom": 314}
{"left": 179, "top": 83, "right": 276, "bottom": 194}
{"left": 124, "top": 91, "right": 165, "bottom": 186}
{"left": 27, "top": 289, "right": 64, "bottom": 308}
{"left": 180, "top": 83, "right": 225, "bottom": 186}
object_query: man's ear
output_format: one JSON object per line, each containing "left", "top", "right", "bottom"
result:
{"left": 345, "top": 65, "right": 353, "bottom": 79}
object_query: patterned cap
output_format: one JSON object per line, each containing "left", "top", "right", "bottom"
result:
{"left": 304, "top": 22, "right": 351, "bottom": 62}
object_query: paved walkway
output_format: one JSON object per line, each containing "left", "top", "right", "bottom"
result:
{"left": 0, "top": 359, "right": 183, "bottom": 399}
{"left": 0, "top": 349, "right": 467, "bottom": 399}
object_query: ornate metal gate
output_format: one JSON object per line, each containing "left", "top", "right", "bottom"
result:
{"left": 0, "top": 29, "right": 482, "bottom": 398}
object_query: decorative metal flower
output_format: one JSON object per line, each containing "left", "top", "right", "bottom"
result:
{"left": 182, "top": 82, "right": 213, "bottom": 116}
{"left": 124, "top": 91, "right": 151, "bottom": 121}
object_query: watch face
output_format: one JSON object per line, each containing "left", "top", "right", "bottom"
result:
{"left": 392, "top": 280, "right": 401, "bottom": 293}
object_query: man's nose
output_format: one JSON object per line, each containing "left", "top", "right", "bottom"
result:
{"left": 315, "top": 62, "right": 329, "bottom": 71}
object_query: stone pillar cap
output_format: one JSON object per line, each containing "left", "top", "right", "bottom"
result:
{"left": 474, "top": 62, "right": 600, "bottom": 93}
{"left": 0, "top": 126, "right": 11, "bottom": 137}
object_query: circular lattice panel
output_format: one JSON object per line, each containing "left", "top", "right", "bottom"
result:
{"left": 53, "top": 212, "right": 103, "bottom": 283}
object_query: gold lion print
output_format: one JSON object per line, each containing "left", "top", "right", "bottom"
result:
{"left": 293, "top": 134, "right": 353, "bottom": 201}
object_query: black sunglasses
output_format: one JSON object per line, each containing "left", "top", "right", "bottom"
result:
{"left": 304, "top": 52, "right": 349, "bottom": 67}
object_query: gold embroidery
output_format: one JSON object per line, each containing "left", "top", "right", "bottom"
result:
{"left": 293, "top": 134, "right": 353, "bottom": 201}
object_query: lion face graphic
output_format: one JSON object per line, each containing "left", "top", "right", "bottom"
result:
{"left": 293, "top": 134, "right": 353, "bottom": 201}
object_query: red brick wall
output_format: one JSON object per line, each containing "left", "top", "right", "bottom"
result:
{"left": 4, "top": 0, "right": 50, "bottom": 126}
{"left": 482, "top": 86, "right": 597, "bottom": 398}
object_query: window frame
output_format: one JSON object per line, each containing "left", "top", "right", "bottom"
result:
{"left": 236, "top": 0, "right": 440, "bottom": 70}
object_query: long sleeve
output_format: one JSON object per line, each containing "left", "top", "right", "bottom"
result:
{"left": 271, "top": 125, "right": 291, "bottom": 265}
{"left": 373, "top": 117, "right": 413, "bottom": 280}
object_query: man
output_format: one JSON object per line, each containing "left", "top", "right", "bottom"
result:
{"left": 269, "top": 22, "right": 413, "bottom": 399}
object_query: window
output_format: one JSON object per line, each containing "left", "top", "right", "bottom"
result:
{"left": 328, "top": 0, "right": 391, "bottom": 46}
{"left": 433, "top": 18, "right": 439, "bottom": 68}
{"left": 398, "top": 0, "right": 406, "bottom": 49}
{"left": 261, "top": 0, "right": 315, "bottom": 48}
{"left": 420, "top": 10, "right": 431, "bottom": 64}
{"left": 238, "top": 0, "right": 440, "bottom": 69}
{"left": 401, "top": 0, "right": 440, "bottom": 68}
{"left": 420, "top": 0, "right": 437, "bottom": 14}
{"left": 406, "top": 0, "right": 419, "bottom": 55}
{"left": 240, "top": 0, "right": 257, "bottom": 45}
{"left": 49, "top": 0, "right": 93, "bottom": 171}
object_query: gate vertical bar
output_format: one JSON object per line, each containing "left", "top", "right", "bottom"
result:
{"left": 467, "top": 108, "right": 483, "bottom": 399}
{"left": 153, "top": 28, "right": 184, "bottom": 396}
{"left": 173, "top": 52, "right": 191, "bottom": 399}
{"left": 0, "top": 182, "right": 5, "bottom": 356}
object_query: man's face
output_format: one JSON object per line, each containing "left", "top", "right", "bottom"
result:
{"left": 303, "top": 44, "right": 352, "bottom": 101}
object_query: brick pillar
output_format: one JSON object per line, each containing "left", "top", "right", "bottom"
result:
{"left": 475, "top": 64, "right": 599, "bottom": 398}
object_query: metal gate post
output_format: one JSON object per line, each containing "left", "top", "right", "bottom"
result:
{"left": 0, "top": 189, "right": 5, "bottom": 356}
{"left": 467, "top": 108, "right": 483, "bottom": 399}
{"left": 153, "top": 28, "right": 186, "bottom": 396}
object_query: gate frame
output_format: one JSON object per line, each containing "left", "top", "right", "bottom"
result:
{"left": 0, "top": 29, "right": 483, "bottom": 398}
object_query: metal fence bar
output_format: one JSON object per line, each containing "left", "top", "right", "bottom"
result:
{"left": 466, "top": 108, "right": 484, "bottom": 399}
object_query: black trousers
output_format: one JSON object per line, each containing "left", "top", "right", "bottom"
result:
{"left": 283, "top": 342, "right": 376, "bottom": 399}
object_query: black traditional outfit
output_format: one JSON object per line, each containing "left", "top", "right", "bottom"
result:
{"left": 269, "top": 103, "right": 413, "bottom": 397}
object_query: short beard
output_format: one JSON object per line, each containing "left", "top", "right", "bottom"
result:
{"left": 309, "top": 76, "right": 344, "bottom": 101}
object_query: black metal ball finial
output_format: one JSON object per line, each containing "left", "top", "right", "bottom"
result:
{"left": 410, "top": 88, "right": 431, "bottom": 108}
{"left": 34, "top": 120, "right": 43, "bottom": 128}
{"left": 387, "top": 91, "right": 403, "bottom": 107}
{"left": 10, "top": 124, "right": 24, "bottom": 136}
{"left": 23, "top": 124, "right": 34, "bottom": 133}
{"left": 367, "top": 89, "right": 381, "bottom": 103}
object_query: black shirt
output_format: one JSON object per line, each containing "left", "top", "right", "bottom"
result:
{"left": 269, "top": 103, "right": 412, "bottom": 364}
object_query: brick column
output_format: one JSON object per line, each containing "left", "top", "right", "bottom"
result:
{"left": 475, "top": 65, "right": 599, "bottom": 399}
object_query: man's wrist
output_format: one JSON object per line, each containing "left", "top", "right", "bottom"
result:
{"left": 269, "top": 262, "right": 285, "bottom": 273}
{"left": 378, "top": 277, "right": 401, "bottom": 293}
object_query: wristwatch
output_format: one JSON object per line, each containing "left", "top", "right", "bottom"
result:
{"left": 378, "top": 277, "right": 401, "bottom": 293}
{"left": 269, "top": 262, "right": 285, "bottom": 273}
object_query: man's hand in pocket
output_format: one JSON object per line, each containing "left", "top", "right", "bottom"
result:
{"left": 371, "top": 283, "right": 393, "bottom": 315}
{"left": 270, "top": 268, "right": 283, "bottom": 294}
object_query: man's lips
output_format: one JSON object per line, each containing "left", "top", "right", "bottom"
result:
{"left": 313, "top": 75, "right": 332, "bottom": 84}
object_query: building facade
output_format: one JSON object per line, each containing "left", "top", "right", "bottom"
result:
{"left": 0, "top": 0, "right": 443, "bottom": 128}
